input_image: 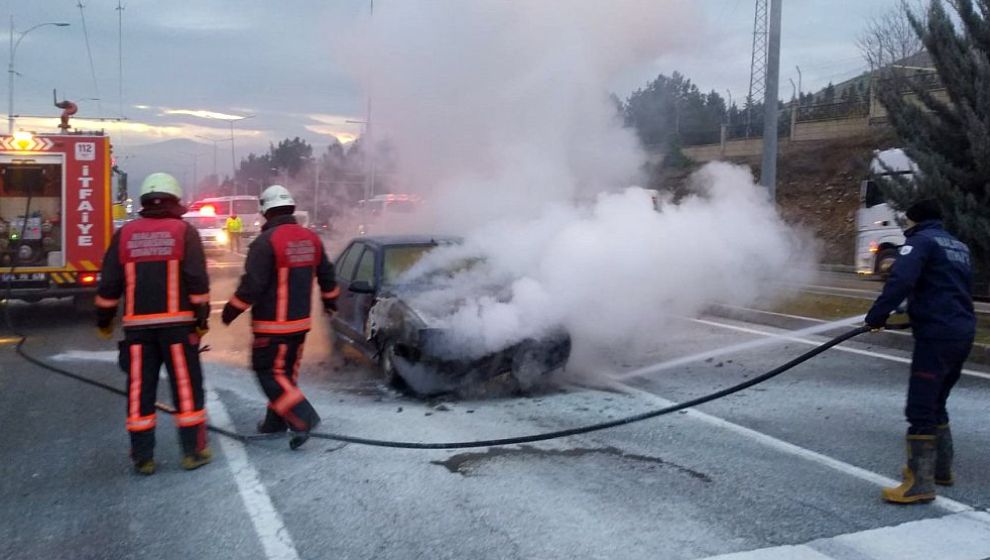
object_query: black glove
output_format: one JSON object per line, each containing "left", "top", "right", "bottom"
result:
{"left": 221, "top": 302, "right": 242, "bottom": 325}
{"left": 194, "top": 303, "right": 210, "bottom": 332}
{"left": 96, "top": 307, "right": 115, "bottom": 329}
{"left": 864, "top": 310, "right": 887, "bottom": 331}
{"left": 96, "top": 307, "right": 116, "bottom": 339}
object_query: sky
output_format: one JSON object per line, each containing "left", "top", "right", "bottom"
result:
{"left": 3, "top": 0, "right": 903, "bottom": 174}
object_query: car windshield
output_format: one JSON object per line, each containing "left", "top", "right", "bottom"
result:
{"left": 185, "top": 216, "right": 222, "bottom": 229}
{"left": 382, "top": 245, "right": 437, "bottom": 285}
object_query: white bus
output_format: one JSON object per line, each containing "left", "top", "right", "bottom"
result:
{"left": 855, "top": 148, "right": 916, "bottom": 276}
{"left": 188, "top": 195, "right": 262, "bottom": 235}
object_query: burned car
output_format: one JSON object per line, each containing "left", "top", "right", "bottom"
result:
{"left": 330, "top": 235, "right": 571, "bottom": 395}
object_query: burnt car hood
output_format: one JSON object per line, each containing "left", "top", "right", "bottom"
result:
{"left": 368, "top": 279, "right": 567, "bottom": 364}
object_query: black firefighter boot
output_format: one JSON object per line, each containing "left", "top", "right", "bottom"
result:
{"left": 882, "top": 434, "right": 936, "bottom": 504}
{"left": 935, "top": 423, "right": 954, "bottom": 486}
{"left": 257, "top": 407, "right": 288, "bottom": 434}
{"left": 288, "top": 404, "right": 321, "bottom": 451}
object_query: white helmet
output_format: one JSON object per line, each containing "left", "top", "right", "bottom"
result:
{"left": 140, "top": 172, "right": 183, "bottom": 201}
{"left": 259, "top": 184, "right": 295, "bottom": 214}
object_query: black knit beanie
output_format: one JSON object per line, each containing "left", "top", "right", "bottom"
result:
{"left": 905, "top": 199, "right": 942, "bottom": 223}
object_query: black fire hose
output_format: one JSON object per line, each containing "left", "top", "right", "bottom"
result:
{"left": 7, "top": 321, "right": 909, "bottom": 450}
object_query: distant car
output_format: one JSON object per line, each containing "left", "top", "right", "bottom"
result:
{"left": 331, "top": 235, "right": 571, "bottom": 396}
{"left": 182, "top": 211, "right": 229, "bottom": 253}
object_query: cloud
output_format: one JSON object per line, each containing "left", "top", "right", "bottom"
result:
{"left": 162, "top": 109, "right": 253, "bottom": 120}
{"left": 303, "top": 125, "right": 358, "bottom": 144}
{"left": 11, "top": 116, "right": 262, "bottom": 146}
{"left": 302, "top": 113, "right": 363, "bottom": 143}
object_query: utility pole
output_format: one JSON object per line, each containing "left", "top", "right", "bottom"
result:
{"left": 116, "top": 1, "right": 124, "bottom": 118}
{"left": 746, "top": 0, "right": 769, "bottom": 137}
{"left": 760, "top": 0, "right": 782, "bottom": 203}
{"left": 313, "top": 155, "right": 320, "bottom": 226}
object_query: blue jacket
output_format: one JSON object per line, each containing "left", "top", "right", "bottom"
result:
{"left": 866, "top": 220, "right": 976, "bottom": 340}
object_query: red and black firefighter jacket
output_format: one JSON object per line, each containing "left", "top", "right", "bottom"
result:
{"left": 223, "top": 214, "right": 338, "bottom": 336}
{"left": 96, "top": 206, "right": 211, "bottom": 329}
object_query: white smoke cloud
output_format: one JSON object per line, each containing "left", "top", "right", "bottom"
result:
{"left": 333, "top": 1, "right": 816, "bottom": 367}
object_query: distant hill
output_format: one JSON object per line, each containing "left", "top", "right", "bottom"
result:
{"left": 114, "top": 138, "right": 268, "bottom": 200}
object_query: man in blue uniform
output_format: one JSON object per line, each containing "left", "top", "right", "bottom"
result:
{"left": 865, "top": 199, "right": 976, "bottom": 504}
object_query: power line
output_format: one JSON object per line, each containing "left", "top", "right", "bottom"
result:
{"left": 75, "top": 1, "right": 103, "bottom": 116}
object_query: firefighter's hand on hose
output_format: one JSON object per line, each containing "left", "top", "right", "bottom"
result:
{"left": 221, "top": 302, "right": 241, "bottom": 326}
{"left": 866, "top": 319, "right": 886, "bottom": 333}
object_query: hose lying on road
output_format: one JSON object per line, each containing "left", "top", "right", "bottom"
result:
{"left": 4, "top": 318, "right": 909, "bottom": 450}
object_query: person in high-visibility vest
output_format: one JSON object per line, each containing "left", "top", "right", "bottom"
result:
{"left": 225, "top": 214, "right": 244, "bottom": 253}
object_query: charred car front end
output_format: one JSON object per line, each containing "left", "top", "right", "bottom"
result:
{"left": 330, "top": 236, "right": 571, "bottom": 396}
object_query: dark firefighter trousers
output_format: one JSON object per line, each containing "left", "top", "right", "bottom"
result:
{"left": 906, "top": 336, "right": 974, "bottom": 435}
{"left": 118, "top": 326, "right": 208, "bottom": 461}
{"left": 252, "top": 333, "right": 320, "bottom": 432}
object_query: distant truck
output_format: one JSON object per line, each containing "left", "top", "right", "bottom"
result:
{"left": 356, "top": 193, "right": 421, "bottom": 235}
{"left": 855, "top": 148, "right": 915, "bottom": 277}
{"left": 0, "top": 130, "right": 116, "bottom": 304}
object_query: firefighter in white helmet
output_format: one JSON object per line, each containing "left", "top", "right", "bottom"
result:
{"left": 95, "top": 172, "right": 212, "bottom": 474}
{"left": 221, "top": 185, "right": 339, "bottom": 449}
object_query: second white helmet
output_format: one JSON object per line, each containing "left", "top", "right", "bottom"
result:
{"left": 140, "top": 172, "right": 183, "bottom": 201}
{"left": 259, "top": 184, "right": 295, "bottom": 214}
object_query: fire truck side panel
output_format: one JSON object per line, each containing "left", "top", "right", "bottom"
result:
{"left": 1, "top": 134, "right": 111, "bottom": 300}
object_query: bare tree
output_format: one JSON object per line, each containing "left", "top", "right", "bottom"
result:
{"left": 857, "top": 1, "right": 926, "bottom": 72}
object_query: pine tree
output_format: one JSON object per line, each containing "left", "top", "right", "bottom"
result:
{"left": 878, "top": 0, "right": 990, "bottom": 285}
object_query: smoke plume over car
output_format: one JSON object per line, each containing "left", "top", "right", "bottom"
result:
{"left": 334, "top": 1, "right": 816, "bottom": 367}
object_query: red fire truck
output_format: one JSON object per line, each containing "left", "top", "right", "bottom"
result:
{"left": 0, "top": 129, "right": 116, "bottom": 305}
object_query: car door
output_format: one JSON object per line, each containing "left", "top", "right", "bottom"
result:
{"left": 331, "top": 242, "right": 362, "bottom": 339}
{"left": 340, "top": 245, "right": 379, "bottom": 347}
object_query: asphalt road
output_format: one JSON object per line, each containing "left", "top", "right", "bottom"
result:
{"left": 804, "top": 270, "right": 990, "bottom": 313}
{"left": 2, "top": 255, "right": 990, "bottom": 560}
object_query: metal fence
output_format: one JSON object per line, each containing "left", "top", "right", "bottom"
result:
{"left": 796, "top": 101, "right": 870, "bottom": 123}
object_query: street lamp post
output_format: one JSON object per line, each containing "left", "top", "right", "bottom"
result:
{"left": 180, "top": 151, "right": 204, "bottom": 200}
{"left": 196, "top": 135, "right": 228, "bottom": 186}
{"left": 8, "top": 17, "right": 71, "bottom": 134}
{"left": 227, "top": 114, "right": 255, "bottom": 197}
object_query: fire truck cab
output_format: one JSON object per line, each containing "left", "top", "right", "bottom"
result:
{"left": 0, "top": 130, "right": 114, "bottom": 303}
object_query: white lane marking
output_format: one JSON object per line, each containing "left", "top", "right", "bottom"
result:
{"left": 207, "top": 389, "right": 301, "bottom": 560}
{"left": 699, "top": 512, "right": 990, "bottom": 560}
{"left": 50, "top": 350, "right": 118, "bottom": 362}
{"left": 623, "top": 386, "right": 974, "bottom": 514}
{"left": 692, "top": 318, "right": 990, "bottom": 381}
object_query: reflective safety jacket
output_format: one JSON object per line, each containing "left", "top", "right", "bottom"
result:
{"left": 866, "top": 220, "right": 976, "bottom": 340}
{"left": 226, "top": 214, "right": 338, "bottom": 335}
{"left": 96, "top": 210, "right": 211, "bottom": 329}
{"left": 226, "top": 215, "right": 243, "bottom": 233}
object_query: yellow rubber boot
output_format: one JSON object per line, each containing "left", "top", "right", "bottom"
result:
{"left": 133, "top": 459, "right": 156, "bottom": 476}
{"left": 181, "top": 448, "right": 213, "bottom": 471}
{"left": 935, "top": 424, "right": 954, "bottom": 486}
{"left": 882, "top": 435, "right": 936, "bottom": 504}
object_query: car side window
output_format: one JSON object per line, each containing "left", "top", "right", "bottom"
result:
{"left": 353, "top": 247, "right": 377, "bottom": 286}
{"left": 336, "top": 243, "right": 363, "bottom": 283}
